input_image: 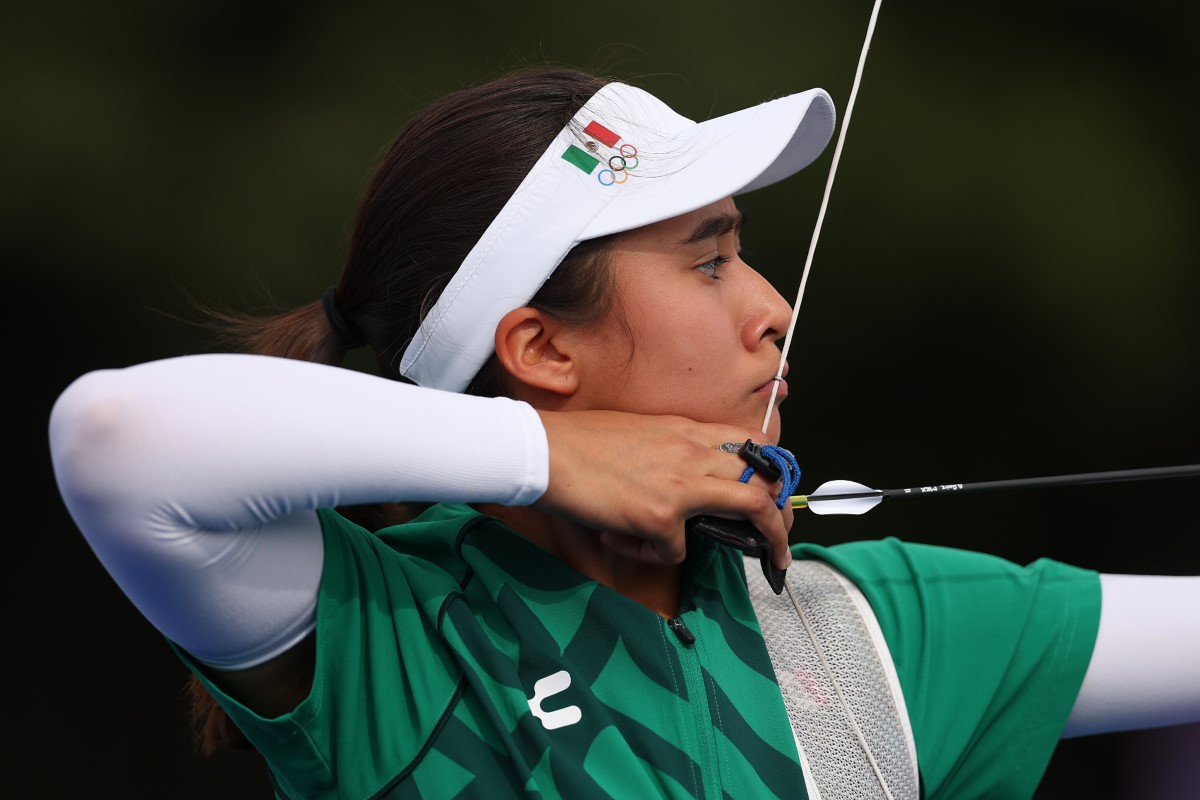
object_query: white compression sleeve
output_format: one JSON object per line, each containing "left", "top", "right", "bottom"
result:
{"left": 1062, "top": 572, "right": 1200, "bottom": 737}
{"left": 49, "top": 353, "right": 549, "bottom": 670}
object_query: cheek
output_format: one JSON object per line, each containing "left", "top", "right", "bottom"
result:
{"left": 626, "top": 295, "right": 736, "bottom": 380}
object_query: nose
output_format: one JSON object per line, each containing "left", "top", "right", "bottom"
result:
{"left": 739, "top": 263, "right": 793, "bottom": 351}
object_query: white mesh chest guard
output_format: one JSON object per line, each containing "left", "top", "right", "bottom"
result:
{"left": 747, "top": 557, "right": 920, "bottom": 800}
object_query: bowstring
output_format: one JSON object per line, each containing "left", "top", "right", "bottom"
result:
{"left": 760, "top": 0, "right": 886, "bottom": 435}
{"left": 757, "top": 6, "right": 899, "bottom": 795}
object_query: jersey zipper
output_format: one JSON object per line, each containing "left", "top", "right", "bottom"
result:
{"left": 666, "top": 615, "right": 722, "bottom": 800}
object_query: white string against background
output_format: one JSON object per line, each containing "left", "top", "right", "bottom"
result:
{"left": 757, "top": 2, "right": 897, "bottom": 797}
{"left": 760, "top": 0, "right": 886, "bottom": 435}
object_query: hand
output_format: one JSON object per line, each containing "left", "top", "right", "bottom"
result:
{"left": 533, "top": 410, "right": 793, "bottom": 570}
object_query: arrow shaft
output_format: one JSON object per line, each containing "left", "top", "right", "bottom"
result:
{"left": 883, "top": 464, "right": 1200, "bottom": 499}
{"left": 794, "top": 464, "right": 1200, "bottom": 508}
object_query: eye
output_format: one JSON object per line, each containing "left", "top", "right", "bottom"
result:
{"left": 696, "top": 255, "right": 731, "bottom": 280}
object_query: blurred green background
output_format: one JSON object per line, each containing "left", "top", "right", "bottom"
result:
{"left": 14, "top": 0, "right": 1198, "bottom": 797}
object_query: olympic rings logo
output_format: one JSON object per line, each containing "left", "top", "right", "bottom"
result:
{"left": 597, "top": 143, "right": 639, "bottom": 187}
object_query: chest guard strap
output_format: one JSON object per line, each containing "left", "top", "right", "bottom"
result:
{"left": 747, "top": 557, "right": 920, "bottom": 800}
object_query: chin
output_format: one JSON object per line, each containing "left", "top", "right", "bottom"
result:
{"left": 762, "top": 411, "right": 783, "bottom": 445}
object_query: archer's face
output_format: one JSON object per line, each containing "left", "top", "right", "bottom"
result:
{"left": 572, "top": 197, "right": 792, "bottom": 442}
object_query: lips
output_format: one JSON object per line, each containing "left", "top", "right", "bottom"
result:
{"left": 755, "top": 377, "right": 789, "bottom": 398}
{"left": 754, "top": 364, "right": 789, "bottom": 397}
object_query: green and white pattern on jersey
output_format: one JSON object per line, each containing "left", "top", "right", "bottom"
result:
{"left": 178, "top": 503, "right": 1100, "bottom": 800}
{"left": 184, "top": 503, "right": 806, "bottom": 799}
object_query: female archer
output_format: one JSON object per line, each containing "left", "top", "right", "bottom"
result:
{"left": 48, "top": 65, "right": 1200, "bottom": 799}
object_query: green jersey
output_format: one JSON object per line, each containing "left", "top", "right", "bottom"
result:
{"left": 794, "top": 540, "right": 1101, "bottom": 798}
{"left": 178, "top": 503, "right": 1100, "bottom": 799}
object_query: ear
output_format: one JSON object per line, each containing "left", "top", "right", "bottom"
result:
{"left": 493, "top": 307, "right": 580, "bottom": 398}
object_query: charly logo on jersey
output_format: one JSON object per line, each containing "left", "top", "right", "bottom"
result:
{"left": 527, "top": 670, "right": 582, "bottom": 730}
{"left": 560, "top": 120, "right": 640, "bottom": 187}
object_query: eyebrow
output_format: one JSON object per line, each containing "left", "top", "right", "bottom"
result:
{"left": 678, "top": 212, "right": 743, "bottom": 246}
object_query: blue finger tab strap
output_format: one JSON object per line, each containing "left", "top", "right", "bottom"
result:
{"left": 735, "top": 440, "right": 801, "bottom": 508}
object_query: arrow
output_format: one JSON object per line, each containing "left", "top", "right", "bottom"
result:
{"left": 790, "top": 464, "right": 1200, "bottom": 515}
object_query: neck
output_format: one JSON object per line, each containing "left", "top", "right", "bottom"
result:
{"left": 477, "top": 504, "right": 684, "bottom": 618}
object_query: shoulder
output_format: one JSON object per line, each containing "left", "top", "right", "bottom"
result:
{"left": 791, "top": 536, "right": 1101, "bottom": 656}
{"left": 794, "top": 536, "right": 1098, "bottom": 594}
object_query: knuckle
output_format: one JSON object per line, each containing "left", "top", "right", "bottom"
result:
{"left": 643, "top": 505, "right": 675, "bottom": 532}
{"left": 658, "top": 471, "right": 689, "bottom": 497}
{"left": 746, "top": 485, "right": 776, "bottom": 509}
{"left": 671, "top": 438, "right": 703, "bottom": 461}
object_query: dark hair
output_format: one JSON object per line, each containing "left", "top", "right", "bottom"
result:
{"left": 186, "top": 64, "right": 625, "bottom": 756}
{"left": 198, "top": 65, "right": 619, "bottom": 395}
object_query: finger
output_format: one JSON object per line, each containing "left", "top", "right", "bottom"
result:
{"left": 710, "top": 438, "right": 789, "bottom": 484}
{"left": 692, "top": 480, "right": 792, "bottom": 570}
{"left": 781, "top": 502, "right": 795, "bottom": 531}
{"left": 778, "top": 503, "right": 795, "bottom": 568}
{"left": 745, "top": 497, "right": 792, "bottom": 571}
{"left": 701, "top": 442, "right": 779, "bottom": 486}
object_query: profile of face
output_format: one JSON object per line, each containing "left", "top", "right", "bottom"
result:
{"left": 569, "top": 197, "right": 793, "bottom": 442}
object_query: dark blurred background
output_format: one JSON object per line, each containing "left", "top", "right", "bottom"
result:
{"left": 13, "top": 0, "right": 1198, "bottom": 797}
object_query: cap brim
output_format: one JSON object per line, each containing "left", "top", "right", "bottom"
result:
{"left": 581, "top": 88, "right": 836, "bottom": 239}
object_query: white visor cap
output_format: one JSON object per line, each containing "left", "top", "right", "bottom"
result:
{"left": 400, "top": 81, "right": 837, "bottom": 392}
